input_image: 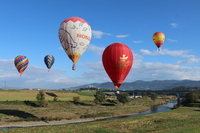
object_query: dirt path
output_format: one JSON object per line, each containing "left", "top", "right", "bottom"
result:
{"left": 0, "top": 118, "right": 97, "bottom": 128}
{"left": 0, "top": 113, "right": 138, "bottom": 128}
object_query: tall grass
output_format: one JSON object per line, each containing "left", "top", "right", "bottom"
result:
{"left": 1, "top": 106, "right": 200, "bottom": 133}
{"left": 0, "top": 94, "right": 175, "bottom": 125}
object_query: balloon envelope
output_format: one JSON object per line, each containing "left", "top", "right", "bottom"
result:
{"left": 58, "top": 16, "right": 92, "bottom": 70}
{"left": 14, "top": 55, "right": 29, "bottom": 76}
{"left": 152, "top": 32, "right": 165, "bottom": 50}
{"left": 102, "top": 43, "right": 134, "bottom": 89}
{"left": 44, "top": 55, "right": 55, "bottom": 71}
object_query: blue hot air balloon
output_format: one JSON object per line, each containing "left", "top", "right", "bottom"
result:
{"left": 44, "top": 55, "right": 55, "bottom": 72}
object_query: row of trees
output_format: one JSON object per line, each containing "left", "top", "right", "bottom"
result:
{"left": 35, "top": 90, "right": 159, "bottom": 107}
{"left": 94, "top": 91, "right": 158, "bottom": 105}
{"left": 185, "top": 91, "right": 200, "bottom": 103}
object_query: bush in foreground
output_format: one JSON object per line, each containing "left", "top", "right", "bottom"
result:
{"left": 36, "top": 90, "right": 48, "bottom": 107}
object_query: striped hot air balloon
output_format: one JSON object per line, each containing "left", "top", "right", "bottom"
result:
{"left": 14, "top": 55, "right": 29, "bottom": 77}
{"left": 44, "top": 55, "right": 55, "bottom": 72}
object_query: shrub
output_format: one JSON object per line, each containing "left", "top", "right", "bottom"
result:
{"left": 185, "top": 91, "right": 200, "bottom": 103}
{"left": 73, "top": 96, "right": 80, "bottom": 103}
{"left": 149, "top": 93, "right": 158, "bottom": 103}
{"left": 117, "top": 93, "right": 129, "bottom": 105}
{"left": 94, "top": 91, "right": 106, "bottom": 104}
{"left": 53, "top": 97, "right": 58, "bottom": 102}
{"left": 36, "top": 90, "right": 48, "bottom": 107}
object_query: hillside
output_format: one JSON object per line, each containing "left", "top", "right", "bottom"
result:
{"left": 67, "top": 80, "right": 200, "bottom": 90}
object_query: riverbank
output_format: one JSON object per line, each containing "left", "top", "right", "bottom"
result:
{"left": 0, "top": 112, "right": 141, "bottom": 128}
{"left": 0, "top": 100, "right": 177, "bottom": 128}
{"left": 0, "top": 96, "right": 175, "bottom": 126}
{"left": 1, "top": 105, "right": 200, "bottom": 133}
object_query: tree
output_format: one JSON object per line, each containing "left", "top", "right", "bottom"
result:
{"left": 117, "top": 93, "right": 129, "bottom": 105}
{"left": 150, "top": 93, "right": 158, "bottom": 103}
{"left": 185, "top": 91, "right": 200, "bottom": 103}
{"left": 94, "top": 91, "right": 106, "bottom": 104}
{"left": 36, "top": 90, "right": 48, "bottom": 107}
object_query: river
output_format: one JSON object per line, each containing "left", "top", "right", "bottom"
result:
{"left": 104, "top": 100, "right": 178, "bottom": 120}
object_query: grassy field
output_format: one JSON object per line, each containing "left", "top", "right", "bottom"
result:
{"left": 0, "top": 90, "right": 95, "bottom": 101}
{"left": 0, "top": 90, "right": 175, "bottom": 122}
{"left": 1, "top": 106, "right": 200, "bottom": 133}
{"left": 0, "top": 90, "right": 184, "bottom": 133}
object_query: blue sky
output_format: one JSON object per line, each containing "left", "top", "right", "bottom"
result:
{"left": 0, "top": 0, "right": 200, "bottom": 89}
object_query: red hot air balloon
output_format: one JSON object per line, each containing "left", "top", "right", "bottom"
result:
{"left": 102, "top": 43, "right": 134, "bottom": 89}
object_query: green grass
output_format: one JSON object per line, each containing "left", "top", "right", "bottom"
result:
{"left": 0, "top": 90, "right": 179, "bottom": 132}
{"left": 1, "top": 106, "right": 200, "bottom": 133}
{"left": 0, "top": 93, "right": 175, "bottom": 119}
{"left": 0, "top": 90, "right": 94, "bottom": 101}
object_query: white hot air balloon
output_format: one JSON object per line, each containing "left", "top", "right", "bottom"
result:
{"left": 58, "top": 17, "right": 92, "bottom": 70}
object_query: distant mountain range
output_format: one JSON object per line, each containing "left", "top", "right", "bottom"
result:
{"left": 67, "top": 80, "right": 200, "bottom": 90}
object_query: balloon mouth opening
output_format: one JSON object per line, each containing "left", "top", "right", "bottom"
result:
{"left": 114, "top": 83, "right": 122, "bottom": 89}
{"left": 19, "top": 71, "right": 23, "bottom": 77}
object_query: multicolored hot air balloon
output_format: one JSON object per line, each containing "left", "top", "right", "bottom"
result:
{"left": 152, "top": 32, "right": 165, "bottom": 51}
{"left": 14, "top": 55, "right": 29, "bottom": 77}
{"left": 44, "top": 55, "right": 55, "bottom": 72}
{"left": 58, "top": 16, "right": 92, "bottom": 70}
{"left": 102, "top": 43, "right": 134, "bottom": 89}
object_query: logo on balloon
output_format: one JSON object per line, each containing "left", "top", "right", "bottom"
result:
{"left": 115, "top": 54, "right": 131, "bottom": 71}
{"left": 76, "top": 34, "right": 91, "bottom": 41}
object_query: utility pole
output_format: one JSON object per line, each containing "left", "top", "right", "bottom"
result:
{"left": 4, "top": 81, "right": 6, "bottom": 89}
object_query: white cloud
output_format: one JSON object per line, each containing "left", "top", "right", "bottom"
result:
{"left": 92, "top": 30, "right": 111, "bottom": 38}
{"left": 176, "top": 56, "right": 200, "bottom": 64}
{"left": 159, "top": 49, "right": 188, "bottom": 56}
{"left": 2, "top": 49, "right": 200, "bottom": 90}
{"left": 140, "top": 49, "right": 189, "bottom": 57}
{"left": 140, "top": 49, "right": 157, "bottom": 55}
{"left": 140, "top": 49, "right": 200, "bottom": 64}
{"left": 133, "top": 41, "right": 143, "bottom": 43}
{"left": 115, "top": 35, "right": 129, "bottom": 38}
{"left": 170, "top": 22, "right": 178, "bottom": 28}
{"left": 79, "top": 54, "right": 200, "bottom": 84}
{"left": 0, "top": 60, "right": 86, "bottom": 89}
{"left": 128, "top": 62, "right": 200, "bottom": 81}
{"left": 87, "top": 44, "right": 105, "bottom": 56}
{"left": 80, "top": 61, "right": 108, "bottom": 82}
{"left": 167, "top": 39, "right": 178, "bottom": 42}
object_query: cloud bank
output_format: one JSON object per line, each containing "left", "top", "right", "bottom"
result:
{"left": 1, "top": 47, "right": 200, "bottom": 89}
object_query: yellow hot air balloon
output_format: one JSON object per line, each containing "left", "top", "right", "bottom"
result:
{"left": 58, "top": 17, "right": 92, "bottom": 70}
{"left": 152, "top": 32, "right": 165, "bottom": 51}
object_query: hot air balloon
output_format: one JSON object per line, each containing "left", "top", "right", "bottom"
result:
{"left": 58, "top": 16, "right": 92, "bottom": 70}
{"left": 14, "top": 55, "right": 29, "bottom": 77}
{"left": 152, "top": 32, "right": 165, "bottom": 51}
{"left": 44, "top": 55, "right": 55, "bottom": 72}
{"left": 102, "top": 43, "right": 134, "bottom": 89}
